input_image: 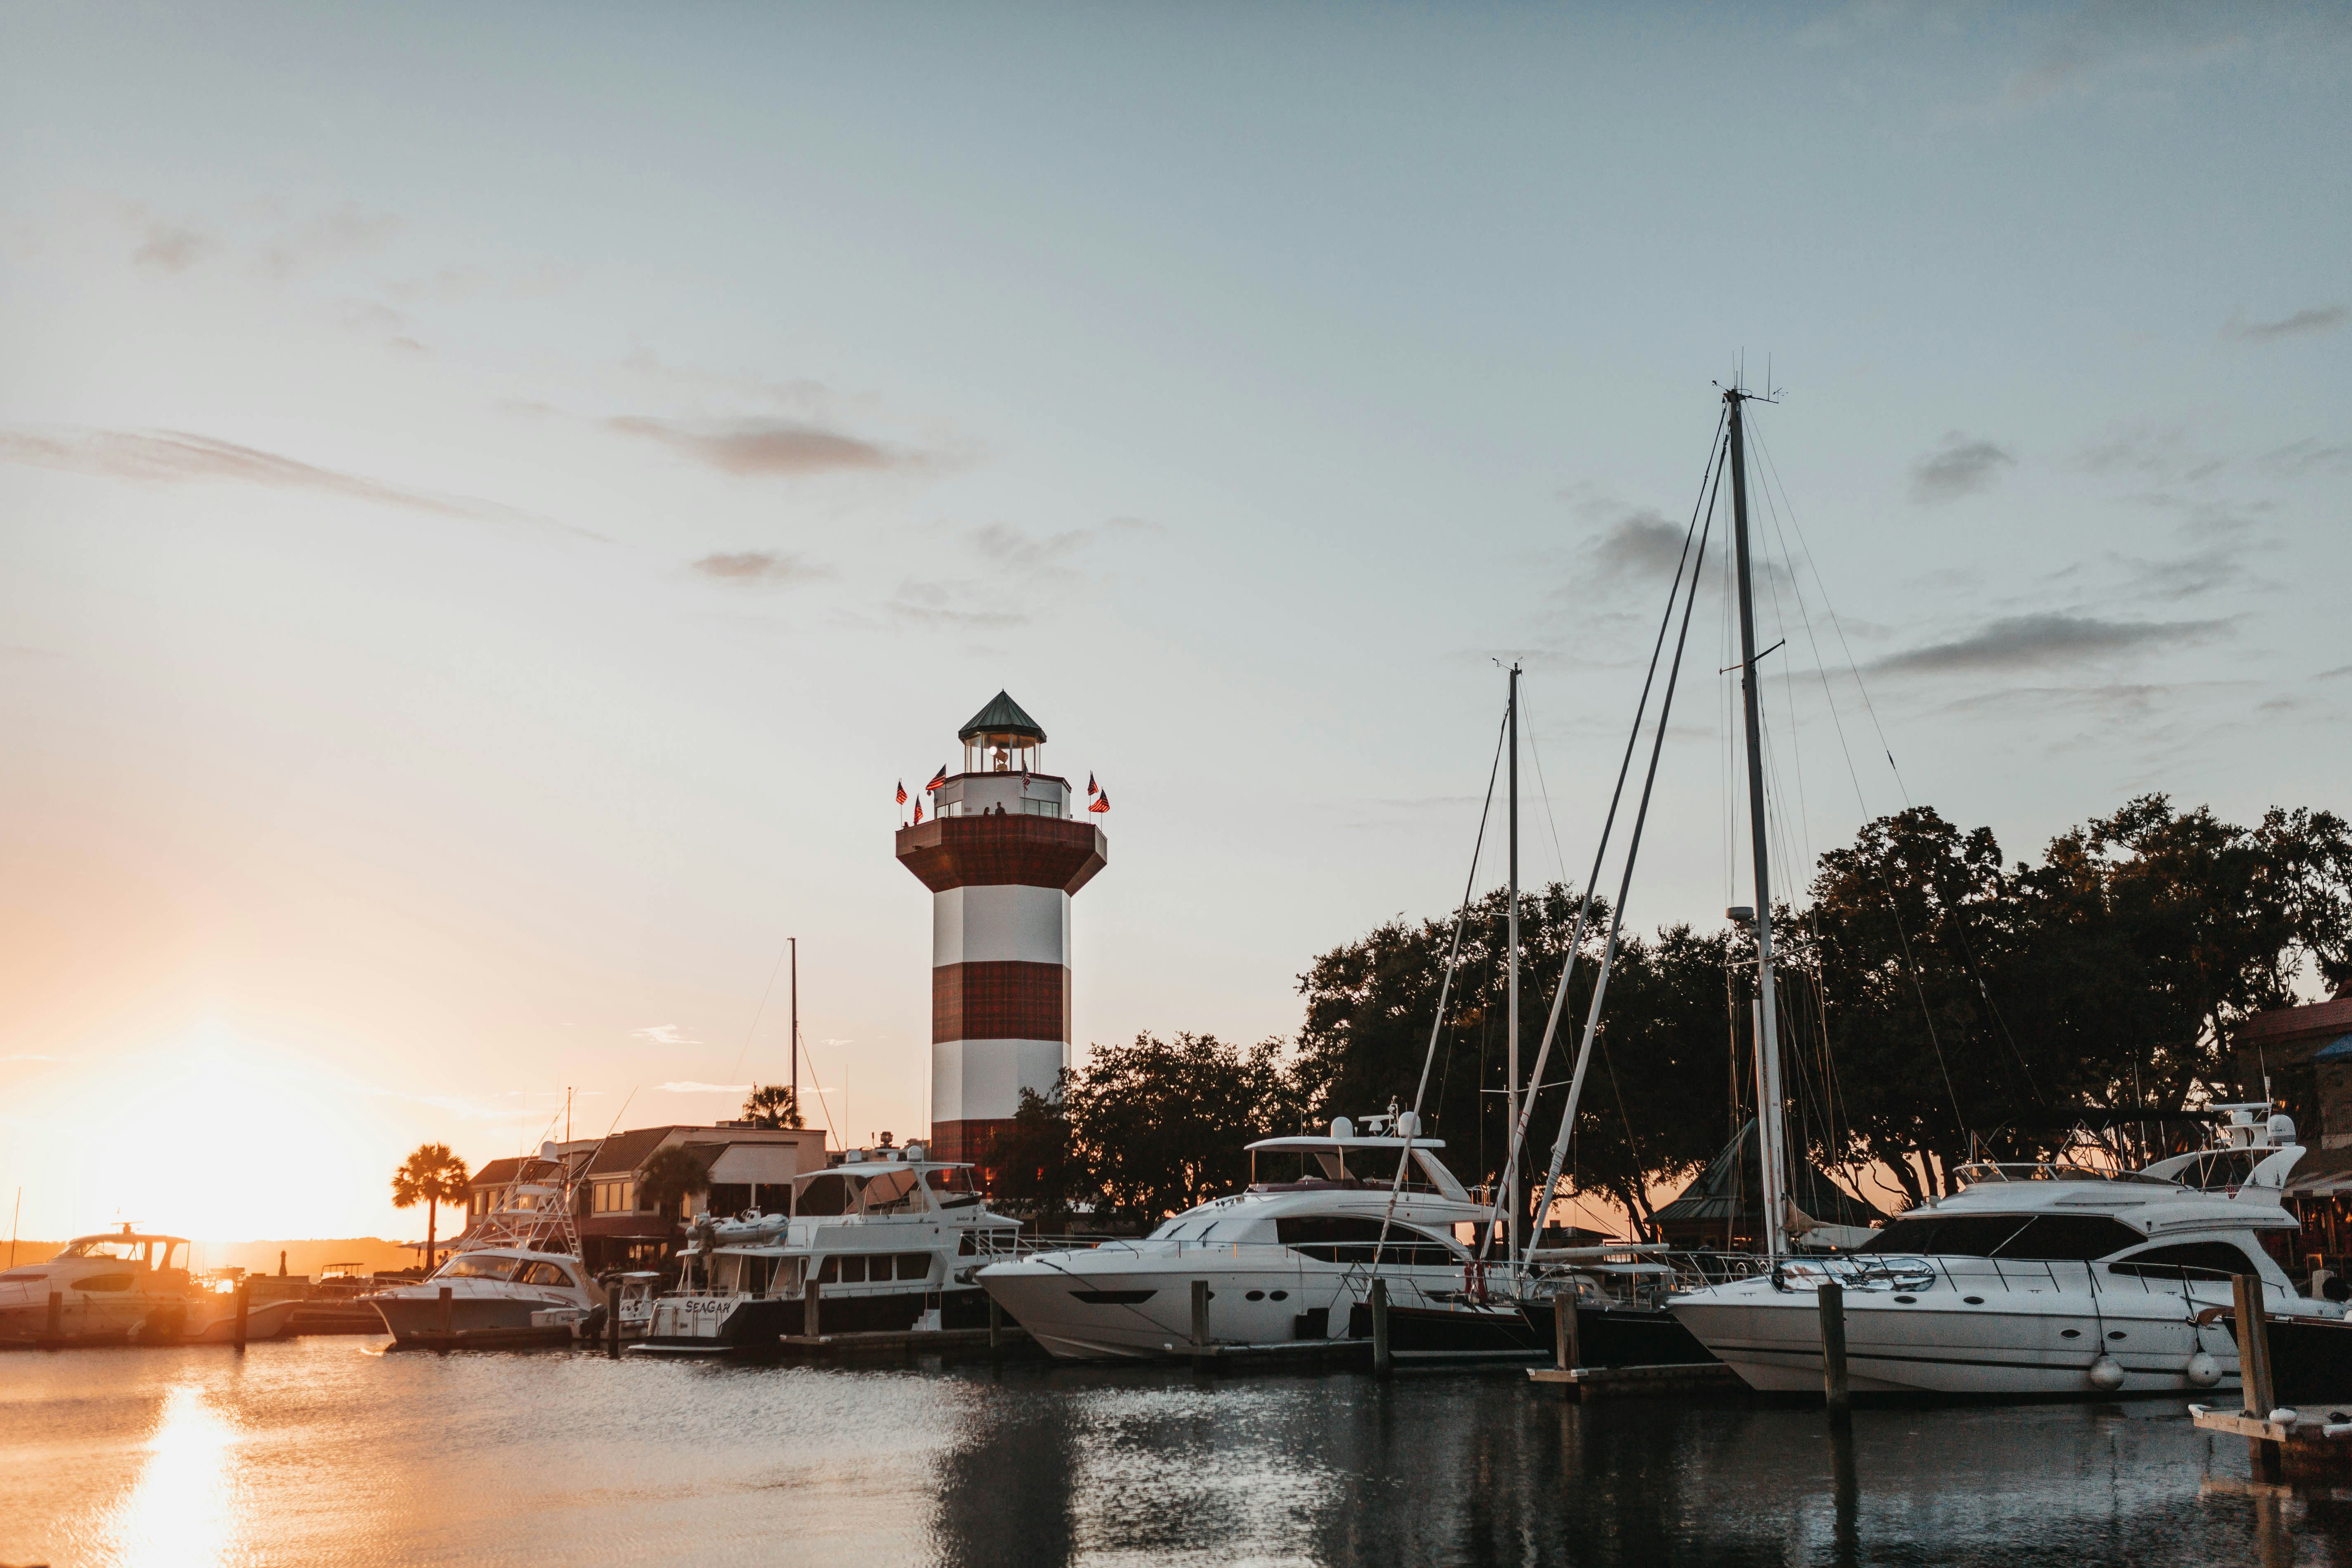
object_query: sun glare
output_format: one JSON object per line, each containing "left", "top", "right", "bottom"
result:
{"left": 97, "top": 1382, "right": 242, "bottom": 1568}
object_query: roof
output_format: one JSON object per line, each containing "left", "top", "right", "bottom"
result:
{"left": 587, "top": 1125, "right": 682, "bottom": 1176}
{"left": 1651, "top": 1121, "right": 1888, "bottom": 1230}
{"left": 2236, "top": 994, "right": 2352, "bottom": 1048}
{"left": 959, "top": 691, "right": 1045, "bottom": 743}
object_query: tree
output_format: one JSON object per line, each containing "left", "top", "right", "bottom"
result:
{"left": 990, "top": 1079, "right": 1089, "bottom": 1227}
{"left": 1065, "top": 1033, "right": 1308, "bottom": 1226}
{"left": 637, "top": 1145, "right": 711, "bottom": 1223}
{"left": 742, "top": 1084, "right": 805, "bottom": 1129}
{"left": 391, "top": 1143, "right": 470, "bottom": 1272}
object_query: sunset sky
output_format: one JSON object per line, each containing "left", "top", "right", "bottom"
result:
{"left": 3, "top": 5, "right": 2347, "bottom": 1243}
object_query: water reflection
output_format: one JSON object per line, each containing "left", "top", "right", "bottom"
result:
{"left": 0, "top": 1341, "right": 2337, "bottom": 1566}
{"left": 101, "top": 1381, "right": 241, "bottom": 1568}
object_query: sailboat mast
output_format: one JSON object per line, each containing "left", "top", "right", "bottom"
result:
{"left": 1506, "top": 661, "right": 1522, "bottom": 1264}
{"left": 1726, "top": 390, "right": 1791, "bottom": 1260}
{"left": 789, "top": 937, "right": 800, "bottom": 1121}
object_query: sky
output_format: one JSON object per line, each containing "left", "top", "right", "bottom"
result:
{"left": 2, "top": 3, "right": 2347, "bottom": 1244}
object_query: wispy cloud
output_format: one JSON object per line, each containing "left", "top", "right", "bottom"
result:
{"left": 1910, "top": 434, "right": 2014, "bottom": 504}
{"left": 608, "top": 416, "right": 900, "bottom": 476}
{"left": 2256, "top": 438, "right": 2352, "bottom": 478}
{"left": 0, "top": 1053, "right": 65, "bottom": 1063}
{"left": 0, "top": 427, "right": 600, "bottom": 540}
{"left": 1874, "top": 612, "right": 2227, "bottom": 675}
{"left": 632, "top": 1025, "right": 699, "bottom": 1047}
{"left": 132, "top": 220, "right": 210, "bottom": 275}
{"left": 2319, "top": 665, "right": 2352, "bottom": 682}
{"left": 2226, "top": 305, "right": 2348, "bottom": 343}
{"left": 887, "top": 578, "right": 1027, "bottom": 630}
{"left": 658, "top": 1081, "right": 748, "bottom": 1094}
{"left": 1583, "top": 508, "right": 1690, "bottom": 582}
{"left": 691, "top": 550, "right": 832, "bottom": 586}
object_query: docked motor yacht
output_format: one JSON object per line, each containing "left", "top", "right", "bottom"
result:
{"left": 370, "top": 1159, "right": 602, "bottom": 1343}
{"left": 0, "top": 1228, "right": 302, "bottom": 1346}
{"left": 1666, "top": 1106, "right": 2333, "bottom": 1398}
{"left": 977, "top": 1117, "right": 1527, "bottom": 1362}
{"left": 635, "top": 1140, "right": 1020, "bottom": 1352}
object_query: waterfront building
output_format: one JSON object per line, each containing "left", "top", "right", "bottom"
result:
{"left": 2236, "top": 982, "right": 2352, "bottom": 1277}
{"left": 895, "top": 691, "right": 1107, "bottom": 1187}
{"left": 457, "top": 1123, "right": 827, "bottom": 1275}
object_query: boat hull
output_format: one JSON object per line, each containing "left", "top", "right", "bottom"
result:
{"left": 372, "top": 1292, "right": 582, "bottom": 1342}
{"left": 1670, "top": 1265, "right": 2250, "bottom": 1399}
{"left": 643, "top": 1285, "right": 994, "bottom": 1349}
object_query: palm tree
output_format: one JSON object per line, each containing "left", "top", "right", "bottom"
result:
{"left": 637, "top": 1145, "right": 711, "bottom": 1223}
{"left": 391, "top": 1143, "right": 471, "bottom": 1273}
{"left": 742, "top": 1083, "right": 805, "bottom": 1129}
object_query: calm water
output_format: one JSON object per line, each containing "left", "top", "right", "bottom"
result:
{"left": 0, "top": 1337, "right": 2338, "bottom": 1566}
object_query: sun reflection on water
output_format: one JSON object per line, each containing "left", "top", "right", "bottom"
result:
{"left": 99, "top": 1381, "right": 242, "bottom": 1568}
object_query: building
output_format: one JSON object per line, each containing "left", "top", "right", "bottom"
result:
{"left": 2235, "top": 983, "right": 2352, "bottom": 1270}
{"left": 459, "top": 1122, "right": 827, "bottom": 1275}
{"left": 896, "top": 691, "right": 1107, "bottom": 1183}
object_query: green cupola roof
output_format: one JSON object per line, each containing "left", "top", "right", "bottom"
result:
{"left": 958, "top": 690, "right": 1045, "bottom": 743}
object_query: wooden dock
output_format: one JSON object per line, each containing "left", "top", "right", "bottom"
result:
{"left": 1154, "top": 1337, "right": 1377, "bottom": 1367}
{"left": 1528, "top": 1362, "right": 1742, "bottom": 1399}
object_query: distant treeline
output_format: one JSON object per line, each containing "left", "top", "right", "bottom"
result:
{"left": 992, "top": 795, "right": 2352, "bottom": 1232}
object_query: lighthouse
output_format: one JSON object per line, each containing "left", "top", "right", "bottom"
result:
{"left": 897, "top": 692, "right": 1107, "bottom": 1177}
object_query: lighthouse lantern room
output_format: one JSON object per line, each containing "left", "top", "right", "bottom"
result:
{"left": 897, "top": 692, "right": 1107, "bottom": 1182}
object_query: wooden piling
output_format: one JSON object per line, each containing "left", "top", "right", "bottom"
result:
{"left": 233, "top": 1281, "right": 250, "bottom": 1348}
{"left": 436, "top": 1285, "right": 452, "bottom": 1339}
{"left": 2237, "top": 1273, "right": 2281, "bottom": 1483}
{"left": 803, "top": 1279, "right": 821, "bottom": 1339}
{"left": 46, "top": 1290, "right": 61, "bottom": 1338}
{"left": 1818, "top": 1281, "right": 1850, "bottom": 1415}
{"left": 1553, "top": 1294, "right": 1579, "bottom": 1372}
{"left": 1190, "top": 1280, "right": 1209, "bottom": 1369}
{"left": 1371, "top": 1278, "right": 1392, "bottom": 1379}
{"left": 605, "top": 1281, "right": 621, "bottom": 1359}
{"left": 988, "top": 1292, "right": 1004, "bottom": 1353}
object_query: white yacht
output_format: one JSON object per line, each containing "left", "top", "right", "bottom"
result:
{"left": 0, "top": 1228, "right": 301, "bottom": 1346}
{"left": 1666, "top": 1107, "right": 2331, "bottom": 1398}
{"left": 977, "top": 1117, "right": 1531, "bottom": 1362}
{"left": 369, "top": 1158, "right": 601, "bottom": 1343}
{"left": 636, "top": 1139, "right": 1020, "bottom": 1352}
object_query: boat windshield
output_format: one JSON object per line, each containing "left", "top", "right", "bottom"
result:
{"left": 434, "top": 1255, "right": 522, "bottom": 1281}
{"left": 923, "top": 1169, "right": 981, "bottom": 1208}
{"left": 1857, "top": 1213, "right": 2144, "bottom": 1261}
{"left": 60, "top": 1238, "right": 150, "bottom": 1263}
{"left": 861, "top": 1168, "right": 925, "bottom": 1215}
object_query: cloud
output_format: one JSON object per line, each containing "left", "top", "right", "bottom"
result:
{"left": 1874, "top": 612, "right": 2228, "bottom": 675}
{"left": 2319, "top": 664, "right": 2352, "bottom": 681}
{"left": 132, "top": 221, "right": 210, "bottom": 275}
{"left": 691, "top": 550, "right": 831, "bottom": 586}
{"left": 253, "top": 203, "right": 404, "bottom": 280}
{"left": 632, "top": 1025, "right": 699, "bottom": 1047}
{"left": 1910, "top": 435, "right": 2014, "bottom": 503}
{"left": 608, "top": 416, "right": 898, "bottom": 476}
{"left": 2226, "top": 305, "right": 2348, "bottom": 343}
{"left": 0, "top": 1053, "right": 65, "bottom": 1063}
{"left": 2257, "top": 438, "right": 2352, "bottom": 478}
{"left": 0, "top": 426, "right": 600, "bottom": 540}
{"left": 657, "top": 1081, "right": 749, "bottom": 1094}
{"left": 1583, "top": 509, "right": 1689, "bottom": 581}
{"left": 887, "top": 577, "right": 1027, "bottom": 630}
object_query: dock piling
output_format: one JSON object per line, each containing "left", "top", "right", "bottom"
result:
{"left": 606, "top": 1281, "right": 621, "bottom": 1358}
{"left": 1371, "top": 1279, "right": 1392, "bottom": 1379}
{"left": 233, "top": 1281, "right": 250, "bottom": 1348}
{"left": 803, "top": 1279, "right": 822, "bottom": 1340}
{"left": 1553, "top": 1294, "right": 1578, "bottom": 1373}
{"left": 46, "top": 1289, "right": 61, "bottom": 1339}
{"left": 435, "top": 1285, "right": 452, "bottom": 1339}
{"left": 988, "top": 1293, "right": 1003, "bottom": 1353}
{"left": 1190, "top": 1280, "right": 1209, "bottom": 1369}
{"left": 1818, "top": 1281, "right": 1850, "bottom": 1417}
{"left": 2236, "top": 1272, "right": 2281, "bottom": 1483}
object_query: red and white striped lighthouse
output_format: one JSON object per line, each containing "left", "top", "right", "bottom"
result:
{"left": 896, "top": 692, "right": 1106, "bottom": 1177}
